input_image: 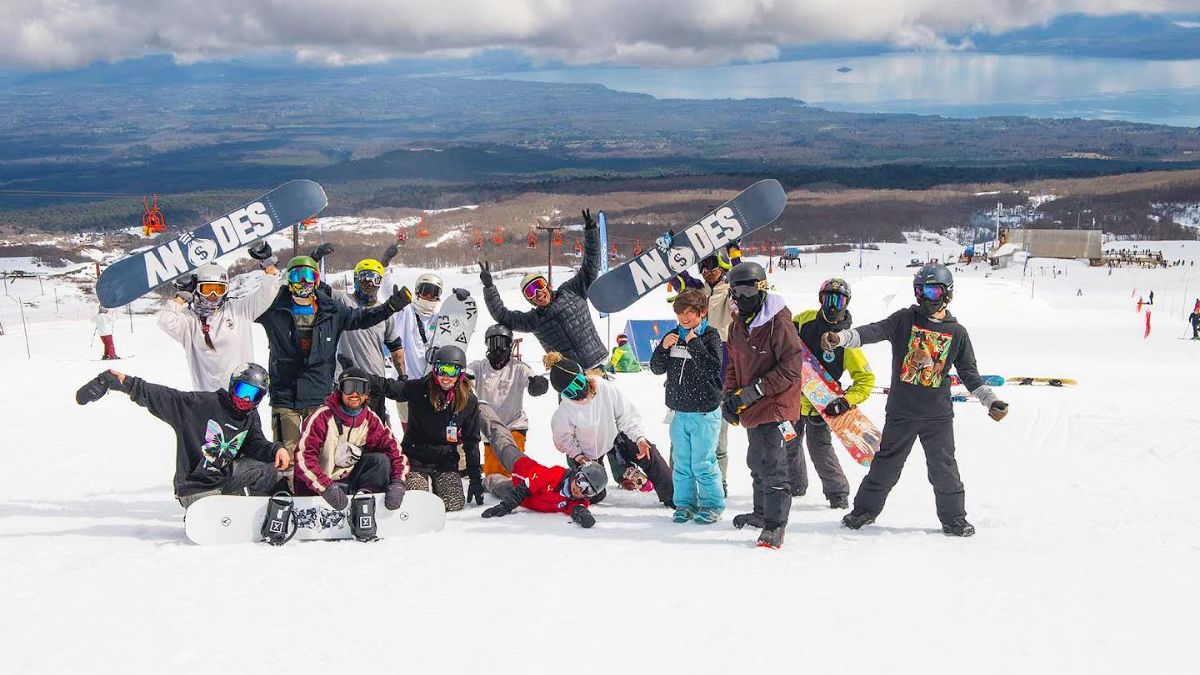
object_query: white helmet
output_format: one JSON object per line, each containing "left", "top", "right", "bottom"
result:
{"left": 415, "top": 272, "right": 443, "bottom": 299}
{"left": 195, "top": 263, "right": 228, "bottom": 285}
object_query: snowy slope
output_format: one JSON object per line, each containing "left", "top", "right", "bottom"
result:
{"left": 1, "top": 240, "right": 1198, "bottom": 673}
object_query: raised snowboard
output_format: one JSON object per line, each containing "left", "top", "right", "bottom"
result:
{"left": 184, "top": 490, "right": 445, "bottom": 545}
{"left": 424, "top": 290, "right": 479, "bottom": 367}
{"left": 586, "top": 179, "right": 787, "bottom": 313}
{"left": 798, "top": 343, "right": 879, "bottom": 467}
{"left": 97, "top": 180, "right": 328, "bottom": 308}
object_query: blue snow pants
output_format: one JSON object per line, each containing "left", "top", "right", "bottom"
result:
{"left": 669, "top": 409, "right": 725, "bottom": 511}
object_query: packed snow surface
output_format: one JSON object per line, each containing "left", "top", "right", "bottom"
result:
{"left": 2, "top": 239, "right": 1197, "bottom": 673}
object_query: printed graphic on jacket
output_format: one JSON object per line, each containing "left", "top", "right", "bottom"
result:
{"left": 899, "top": 326, "right": 954, "bottom": 388}
{"left": 200, "top": 420, "right": 246, "bottom": 471}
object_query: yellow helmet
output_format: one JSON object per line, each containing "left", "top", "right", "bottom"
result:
{"left": 354, "top": 259, "right": 385, "bottom": 276}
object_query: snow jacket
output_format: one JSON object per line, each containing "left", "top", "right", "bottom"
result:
{"left": 392, "top": 301, "right": 437, "bottom": 378}
{"left": 723, "top": 294, "right": 806, "bottom": 428}
{"left": 467, "top": 357, "right": 536, "bottom": 431}
{"left": 608, "top": 345, "right": 642, "bottom": 373}
{"left": 551, "top": 377, "right": 646, "bottom": 462}
{"left": 844, "top": 305, "right": 987, "bottom": 420}
{"left": 483, "top": 225, "right": 607, "bottom": 369}
{"left": 332, "top": 288, "right": 404, "bottom": 379}
{"left": 256, "top": 286, "right": 394, "bottom": 409}
{"left": 293, "top": 392, "right": 407, "bottom": 495}
{"left": 792, "top": 309, "right": 875, "bottom": 417}
{"left": 510, "top": 455, "right": 590, "bottom": 514}
{"left": 649, "top": 323, "right": 723, "bottom": 413}
{"left": 95, "top": 311, "right": 116, "bottom": 336}
{"left": 157, "top": 271, "right": 280, "bottom": 391}
{"left": 121, "top": 376, "right": 282, "bottom": 498}
{"left": 372, "top": 374, "right": 482, "bottom": 477}
{"left": 1190, "top": 311, "right": 1200, "bottom": 328}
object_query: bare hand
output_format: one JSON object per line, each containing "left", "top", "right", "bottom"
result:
{"left": 661, "top": 333, "right": 680, "bottom": 349}
{"left": 108, "top": 370, "right": 126, "bottom": 384}
{"left": 274, "top": 447, "right": 292, "bottom": 470}
{"left": 820, "top": 331, "right": 841, "bottom": 351}
{"left": 636, "top": 438, "right": 651, "bottom": 460}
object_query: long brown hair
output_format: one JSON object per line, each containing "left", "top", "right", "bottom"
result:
{"left": 428, "top": 372, "right": 473, "bottom": 414}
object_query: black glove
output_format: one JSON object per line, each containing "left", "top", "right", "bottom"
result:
{"left": 248, "top": 241, "right": 276, "bottom": 267}
{"left": 173, "top": 274, "right": 197, "bottom": 293}
{"left": 527, "top": 374, "right": 549, "bottom": 397}
{"left": 382, "top": 242, "right": 399, "bottom": 266}
{"left": 582, "top": 209, "right": 596, "bottom": 230}
{"left": 729, "top": 379, "right": 764, "bottom": 412}
{"left": 482, "top": 484, "right": 529, "bottom": 518}
{"left": 309, "top": 243, "right": 334, "bottom": 262}
{"left": 322, "top": 483, "right": 349, "bottom": 511}
{"left": 452, "top": 287, "right": 470, "bottom": 301}
{"left": 468, "top": 475, "right": 485, "bottom": 506}
{"left": 478, "top": 260, "right": 493, "bottom": 288}
{"left": 825, "top": 397, "right": 852, "bottom": 417}
{"left": 384, "top": 481, "right": 406, "bottom": 510}
{"left": 386, "top": 285, "right": 413, "bottom": 313}
{"left": 75, "top": 371, "right": 123, "bottom": 405}
{"left": 570, "top": 505, "right": 596, "bottom": 529}
{"left": 721, "top": 403, "right": 741, "bottom": 426}
{"left": 337, "top": 354, "right": 355, "bottom": 371}
{"left": 989, "top": 400, "right": 1009, "bottom": 422}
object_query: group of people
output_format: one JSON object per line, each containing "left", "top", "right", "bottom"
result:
{"left": 74, "top": 205, "right": 1009, "bottom": 549}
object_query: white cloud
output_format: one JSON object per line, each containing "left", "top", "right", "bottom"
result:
{"left": 1, "top": 0, "right": 1199, "bottom": 70}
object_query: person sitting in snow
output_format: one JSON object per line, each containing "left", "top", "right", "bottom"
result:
{"left": 75, "top": 363, "right": 289, "bottom": 508}
{"left": 607, "top": 334, "right": 642, "bottom": 373}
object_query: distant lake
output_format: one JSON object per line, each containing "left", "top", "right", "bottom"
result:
{"left": 492, "top": 53, "right": 1200, "bottom": 127}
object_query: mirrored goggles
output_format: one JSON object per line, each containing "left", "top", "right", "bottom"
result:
{"left": 197, "top": 282, "right": 228, "bottom": 299}
{"left": 560, "top": 371, "right": 589, "bottom": 400}
{"left": 434, "top": 362, "right": 463, "bottom": 378}
{"left": 288, "top": 267, "right": 317, "bottom": 284}
{"left": 522, "top": 276, "right": 549, "bottom": 300}
{"left": 729, "top": 281, "right": 761, "bottom": 299}
{"left": 339, "top": 378, "right": 370, "bottom": 396}
{"left": 573, "top": 471, "right": 596, "bottom": 497}
{"left": 231, "top": 380, "right": 265, "bottom": 404}
{"left": 354, "top": 270, "right": 382, "bottom": 287}
{"left": 820, "top": 291, "right": 847, "bottom": 312}
{"left": 918, "top": 283, "right": 948, "bottom": 302}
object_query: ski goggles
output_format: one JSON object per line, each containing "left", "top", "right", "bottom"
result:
{"left": 197, "top": 282, "right": 228, "bottom": 299}
{"left": 415, "top": 282, "right": 442, "bottom": 300}
{"left": 433, "top": 362, "right": 463, "bottom": 378}
{"left": 699, "top": 255, "right": 726, "bottom": 272}
{"left": 354, "top": 270, "right": 383, "bottom": 287}
{"left": 231, "top": 380, "right": 266, "bottom": 404}
{"left": 522, "top": 276, "right": 549, "bottom": 301}
{"left": 560, "top": 371, "right": 589, "bottom": 400}
{"left": 820, "top": 291, "right": 848, "bottom": 312}
{"left": 917, "top": 283, "right": 949, "bottom": 302}
{"left": 729, "top": 281, "right": 762, "bottom": 299}
{"left": 288, "top": 267, "right": 317, "bottom": 284}
{"left": 339, "top": 377, "right": 370, "bottom": 396}
{"left": 485, "top": 335, "right": 512, "bottom": 352}
{"left": 572, "top": 471, "right": 598, "bottom": 498}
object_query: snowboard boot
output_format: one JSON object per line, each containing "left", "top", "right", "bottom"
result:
{"left": 841, "top": 509, "right": 876, "bottom": 530}
{"left": 673, "top": 507, "right": 696, "bottom": 523}
{"left": 693, "top": 508, "right": 722, "bottom": 525}
{"left": 829, "top": 496, "right": 849, "bottom": 509}
{"left": 732, "top": 512, "right": 764, "bottom": 530}
{"left": 942, "top": 516, "right": 976, "bottom": 537}
{"left": 349, "top": 491, "right": 379, "bottom": 542}
{"left": 757, "top": 525, "right": 785, "bottom": 549}
{"left": 260, "top": 492, "right": 297, "bottom": 546}
{"left": 790, "top": 486, "right": 807, "bottom": 497}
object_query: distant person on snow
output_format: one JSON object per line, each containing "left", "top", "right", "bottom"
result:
{"left": 157, "top": 241, "right": 280, "bottom": 391}
{"left": 607, "top": 334, "right": 642, "bottom": 373}
{"left": 75, "top": 363, "right": 290, "bottom": 508}
{"left": 823, "top": 263, "right": 1008, "bottom": 537}
{"left": 332, "top": 258, "right": 405, "bottom": 424}
{"left": 789, "top": 278, "right": 875, "bottom": 509}
{"left": 467, "top": 324, "right": 549, "bottom": 479}
{"left": 1189, "top": 309, "right": 1200, "bottom": 340}
{"left": 95, "top": 306, "right": 119, "bottom": 360}
{"left": 478, "top": 209, "right": 607, "bottom": 370}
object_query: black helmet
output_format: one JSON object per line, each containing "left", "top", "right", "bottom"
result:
{"left": 914, "top": 263, "right": 954, "bottom": 289}
{"left": 228, "top": 362, "right": 269, "bottom": 409}
{"left": 484, "top": 324, "right": 513, "bottom": 348}
{"left": 484, "top": 324, "right": 514, "bottom": 369}
{"left": 728, "top": 262, "right": 768, "bottom": 316}
{"left": 431, "top": 345, "right": 467, "bottom": 369}
{"left": 913, "top": 263, "right": 954, "bottom": 311}
{"left": 728, "top": 261, "right": 767, "bottom": 287}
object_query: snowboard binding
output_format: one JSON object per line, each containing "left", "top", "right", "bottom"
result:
{"left": 260, "top": 492, "right": 297, "bottom": 546}
{"left": 350, "top": 490, "right": 379, "bottom": 542}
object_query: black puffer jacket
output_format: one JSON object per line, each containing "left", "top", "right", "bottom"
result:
{"left": 483, "top": 225, "right": 607, "bottom": 368}
{"left": 371, "top": 375, "right": 481, "bottom": 477}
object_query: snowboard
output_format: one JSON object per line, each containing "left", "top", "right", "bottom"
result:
{"left": 949, "top": 374, "right": 1005, "bottom": 387}
{"left": 797, "top": 343, "right": 879, "bottom": 467}
{"left": 97, "top": 180, "right": 328, "bottom": 308}
{"left": 586, "top": 179, "right": 787, "bottom": 313}
{"left": 1010, "top": 377, "right": 1077, "bottom": 387}
{"left": 184, "top": 490, "right": 445, "bottom": 545}
{"left": 424, "top": 290, "right": 479, "bottom": 367}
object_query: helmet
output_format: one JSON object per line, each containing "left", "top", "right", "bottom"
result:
{"left": 820, "top": 277, "right": 851, "bottom": 300}
{"left": 485, "top": 324, "right": 514, "bottom": 369}
{"left": 354, "top": 259, "right": 385, "bottom": 277}
{"left": 286, "top": 255, "right": 320, "bottom": 297}
{"left": 728, "top": 261, "right": 768, "bottom": 317}
{"left": 519, "top": 271, "right": 550, "bottom": 303}
{"left": 287, "top": 255, "right": 319, "bottom": 274}
{"left": 819, "top": 278, "right": 851, "bottom": 320}
{"left": 415, "top": 272, "right": 443, "bottom": 300}
{"left": 913, "top": 264, "right": 954, "bottom": 311}
{"left": 728, "top": 261, "right": 767, "bottom": 287}
{"left": 549, "top": 357, "right": 587, "bottom": 399}
{"left": 571, "top": 462, "right": 608, "bottom": 499}
{"left": 431, "top": 345, "right": 467, "bottom": 369}
{"left": 195, "top": 263, "right": 228, "bottom": 285}
{"left": 228, "top": 362, "right": 269, "bottom": 411}
{"left": 193, "top": 262, "right": 230, "bottom": 311}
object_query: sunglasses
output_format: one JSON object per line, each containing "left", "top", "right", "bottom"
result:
{"left": 231, "top": 380, "right": 265, "bottom": 404}
{"left": 355, "top": 271, "right": 382, "bottom": 287}
{"left": 434, "top": 362, "right": 463, "bottom": 378}
{"left": 918, "top": 284, "right": 948, "bottom": 302}
{"left": 522, "top": 277, "right": 549, "bottom": 300}
{"left": 197, "top": 282, "right": 227, "bottom": 299}
{"left": 339, "top": 378, "right": 370, "bottom": 396}
{"left": 560, "top": 371, "right": 589, "bottom": 400}
{"left": 820, "top": 291, "right": 847, "bottom": 312}
{"left": 729, "top": 282, "right": 761, "bottom": 299}
{"left": 288, "top": 267, "right": 317, "bottom": 284}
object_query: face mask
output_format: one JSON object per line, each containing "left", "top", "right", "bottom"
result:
{"left": 734, "top": 292, "right": 763, "bottom": 318}
{"left": 487, "top": 347, "right": 511, "bottom": 370}
{"left": 414, "top": 296, "right": 438, "bottom": 316}
{"left": 289, "top": 281, "right": 316, "bottom": 298}
{"left": 192, "top": 294, "right": 224, "bottom": 319}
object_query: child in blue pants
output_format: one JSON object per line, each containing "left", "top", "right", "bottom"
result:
{"left": 649, "top": 289, "right": 725, "bottom": 523}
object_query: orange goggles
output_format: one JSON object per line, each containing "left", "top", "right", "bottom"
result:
{"left": 197, "top": 282, "right": 228, "bottom": 299}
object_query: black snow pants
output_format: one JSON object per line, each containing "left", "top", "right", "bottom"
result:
{"left": 852, "top": 416, "right": 964, "bottom": 524}
{"left": 786, "top": 414, "right": 850, "bottom": 499}
{"left": 177, "top": 457, "right": 278, "bottom": 508}
{"left": 568, "top": 434, "right": 674, "bottom": 508}
{"left": 746, "top": 422, "right": 791, "bottom": 529}
{"left": 335, "top": 452, "right": 391, "bottom": 494}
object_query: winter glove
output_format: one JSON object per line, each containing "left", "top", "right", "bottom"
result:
{"left": 173, "top": 274, "right": 197, "bottom": 293}
{"left": 384, "top": 481, "right": 407, "bottom": 510}
{"left": 482, "top": 484, "right": 529, "bottom": 518}
{"left": 478, "top": 260, "right": 494, "bottom": 288}
{"left": 581, "top": 209, "right": 596, "bottom": 230}
{"left": 381, "top": 242, "right": 400, "bottom": 266}
{"left": 248, "top": 241, "right": 277, "bottom": 267}
{"left": 570, "top": 505, "right": 596, "bottom": 529}
{"left": 75, "top": 371, "right": 123, "bottom": 405}
{"left": 721, "top": 403, "right": 741, "bottom": 426}
{"left": 385, "top": 285, "right": 413, "bottom": 313}
{"left": 174, "top": 290, "right": 194, "bottom": 304}
{"left": 322, "top": 483, "right": 349, "bottom": 511}
{"left": 467, "top": 475, "right": 485, "bottom": 506}
{"left": 825, "top": 397, "right": 852, "bottom": 417}
{"left": 452, "top": 287, "right": 470, "bottom": 301}
{"left": 337, "top": 354, "right": 355, "bottom": 372}
{"left": 988, "top": 401, "right": 1009, "bottom": 422}
{"left": 527, "top": 374, "right": 549, "bottom": 397}
{"left": 309, "top": 243, "right": 334, "bottom": 262}
{"left": 728, "top": 379, "right": 764, "bottom": 412}
{"left": 820, "top": 331, "right": 842, "bottom": 352}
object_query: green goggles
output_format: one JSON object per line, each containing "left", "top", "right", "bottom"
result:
{"left": 561, "top": 371, "right": 589, "bottom": 400}
{"left": 434, "top": 362, "right": 463, "bottom": 378}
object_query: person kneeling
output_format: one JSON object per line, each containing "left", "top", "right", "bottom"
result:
{"left": 293, "top": 368, "right": 410, "bottom": 540}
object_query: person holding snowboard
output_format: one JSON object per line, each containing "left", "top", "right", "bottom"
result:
{"left": 391, "top": 271, "right": 445, "bottom": 381}
{"left": 467, "top": 324, "right": 549, "bottom": 478}
{"left": 478, "top": 209, "right": 607, "bottom": 371}
{"left": 789, "top": 278, "right": 875, "bottom": 509}
{"left": 477, "top": 401, "right": 605, "bottom": 528}
{"left": 95, "top": 306, "right": 120, "bottom": 360}
{"left": 822, "top": 264, "right": 1009, "bottom": 537}
{"left": 293, "top": 368, "right": 409, "bottom": 513}
{"left": 546, "top": 352, "right": 674, "bottom": 508}
{"left": 607, "top": 334, "right": 642, "bottom": 373}
{"left": 332, "top": 258, "right": 405, "bottom": 423}
{"left": 368, "top": 345, "right": 483, "bottom": 512}
{"left": 649, "top": 289, "right": 725, "bottom": 524}
{"left": 157, "top": 242, "right": 280, "bottom": 392}
{"left": 75, "top": 363, "right": 290, "bottom": 508}
{"left": 722, "top": 261, "right": 805, "bottom": 549}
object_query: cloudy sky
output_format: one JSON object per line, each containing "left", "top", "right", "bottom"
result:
{"left": 3, "top": 0, "right": 1200, "bottom": 70}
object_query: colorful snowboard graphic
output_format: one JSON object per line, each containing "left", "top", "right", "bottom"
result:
{"left": 899, "top": 326, "right": 954, "bottom": 388}
{"left": 949, "top": 374, "right": 1005, "bottom": 387}
{"left": 797, "top": 342, "right": 879, "bottom": 467}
